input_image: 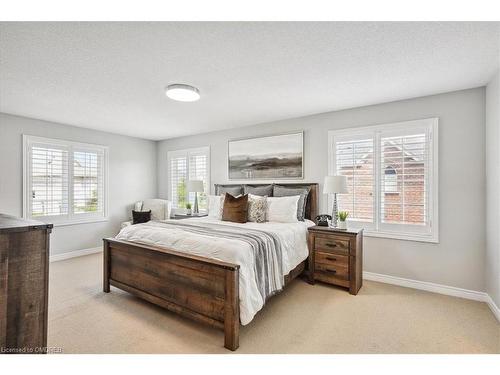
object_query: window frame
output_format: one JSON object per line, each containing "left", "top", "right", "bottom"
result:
{"left": 328, "top": 118, "right": 439, "bottom": 243}
{"left": 167, "top": 146, "right": 211, "bottom": 214}
{"left": 23, "top": 135, "right": 109, "bottom": 226}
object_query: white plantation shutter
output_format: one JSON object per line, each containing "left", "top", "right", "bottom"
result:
{"left": 168, "top": 147, "right": 210, "bottom": 212}
{"left": 73, "top": 150, "right": 104, "bottom": 214}
{"left": 334, "top": 136, "right": 374, "bottom": 223}
{"left": 24, "top": 135, "right": 107, "bottom": 224}
{"left": 170, "top": 155, "right": 188, "bottom": 209}
{"left": 380, "top": 133, "right": 428, "bottom": 226}
{"left": 329, "top": 118, "right": 438, "bottom": 242}
{"left": 30, "top": 145, "right": 69, "bottom": 217}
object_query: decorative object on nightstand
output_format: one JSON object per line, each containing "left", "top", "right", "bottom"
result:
{"left": 323, "top": 175, "right": 348, "bottom": 228}
{"left": 185, "top": 202, "right": 192, "bottom": 215}
{"left": 337, "top": 211, "right": 349, "bottom": 230}
{"left": 307, "top": 226, "right": 363, "bottom": 295}
{"left": 315, "top": 214, "right": 332, "bottom": 227}
{"left": 187, "top": 180, "right": 204, "bottom": 215}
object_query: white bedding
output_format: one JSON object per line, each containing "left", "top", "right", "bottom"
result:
{"left": 115, "top": 217, "right": 315, "bottom": 325}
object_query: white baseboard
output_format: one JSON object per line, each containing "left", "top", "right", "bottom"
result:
{"left": 363, "top": 271, "right": 499, "bottom": 322}
{"left": 484, "top": 294, "right": 500, "bottom": 322}
{"left": 50, "top": 247, "right": 102, "bottom": 262}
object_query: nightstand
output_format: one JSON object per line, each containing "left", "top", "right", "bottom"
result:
{"left": 172, "top": 213, "right": 208, "bottom": 220}
{"left": 307, "top": 226, "right": 363, "bottom": 295}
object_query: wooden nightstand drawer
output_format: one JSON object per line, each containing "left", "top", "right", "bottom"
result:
{"left": 314, "top": 271, "right": 350, "bottom": 288}
{"left": 314, "top": 262, "right": 349, "bottom": 280}
{"left": 314, "top": 235, "right": 350, "bottom": 254}
{"left": 315, "top": 251, "right": 349, "bottom": 267}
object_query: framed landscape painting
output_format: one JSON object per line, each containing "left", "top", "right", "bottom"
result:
{"left": 228, "top": 132, "right": 304, "bottom": 180}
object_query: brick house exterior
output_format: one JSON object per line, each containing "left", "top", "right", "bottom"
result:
{"left": 338, "top": 144, "right": 425, "bottom": 225}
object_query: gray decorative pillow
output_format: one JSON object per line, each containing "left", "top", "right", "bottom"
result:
{"left": 273, "top": 185, "right": 310, "bottom": 221}
{"left": 216, "top": 185, "right": 243, "bottom": 196}
{"left": 247, "top": 194, "right": 267, "bottom": 223}
{"left": 244, "top": 184, "right": 273, "bottom": 196}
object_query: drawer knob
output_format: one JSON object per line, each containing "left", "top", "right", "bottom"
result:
{"left": 325, "top": 268, "right": 337, "bottom": 274}
{"left": 325, "top": 243, "right": 337, "bottom": 248}
{"left": 326, "top": 256, "right": 337, "bottom": 261}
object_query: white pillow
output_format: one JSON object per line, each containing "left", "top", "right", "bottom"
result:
{"left": 208, "top": 195, "right": 224, "bottom": 220}
{"left": 266, "top": 195, "right": 300, "bottom": 223}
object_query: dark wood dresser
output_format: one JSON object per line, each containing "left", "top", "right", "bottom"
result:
{"left": 307, "top": 226, "right": 363, "bottom": 295}
{"left": 0, "top": 214, "right": 52, "bottom": 354}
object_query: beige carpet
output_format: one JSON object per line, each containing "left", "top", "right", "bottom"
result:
{"left": 47, "top": 253, "right": 499, "bottom": 354}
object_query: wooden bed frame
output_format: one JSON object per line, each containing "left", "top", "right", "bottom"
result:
{"left": 103, "top": 183, "right": 318, "bottom": 351}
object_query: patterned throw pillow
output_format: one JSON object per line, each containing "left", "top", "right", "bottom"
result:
{"left": 247, "top": 194, "right": 267, "bottom": 223}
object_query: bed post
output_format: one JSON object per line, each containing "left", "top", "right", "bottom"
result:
{"left": 224, "top": 267, "right": 240, "bottom": 351}
{"left": 103, "top": 239, "right": 110, "bottom": 293}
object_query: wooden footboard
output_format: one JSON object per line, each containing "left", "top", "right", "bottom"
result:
{"left": 103, "top": 238, "right": 240, "bottom": 350}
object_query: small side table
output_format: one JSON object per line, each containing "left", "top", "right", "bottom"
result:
{"left": 307, "top": 226, "right": 363, "bottom": 295}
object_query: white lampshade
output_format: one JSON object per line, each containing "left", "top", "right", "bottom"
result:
{"left": 323, "top": 175, "right": 348, "bottom": 194}
{"left": 186, "top": 180, "right": 204, "bottom": 193}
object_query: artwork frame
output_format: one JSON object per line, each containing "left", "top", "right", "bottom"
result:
{"left": 227, "top": 131, "right": 304, "bottom": 180}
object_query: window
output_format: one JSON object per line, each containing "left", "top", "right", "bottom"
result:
{"left": 167, "top": 147, "right": 210, "bottom": 212}
{"left": 23, "top": 135, "right": 108, "bottom": 225}
{"left": 328, "top": 118, "right": 438, "bottom": 242}
{"left": 384, "top": 166, "right": 398, "bottom": 193}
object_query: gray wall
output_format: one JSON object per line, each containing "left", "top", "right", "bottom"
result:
{"left": 0, "top": 113, "right": 157, "bottom": 255}
{"left": 158, "top": 88, "right": 486, "bottom": 292}
{"left": 486, "top": 70, "right": 500, "bottom": 307}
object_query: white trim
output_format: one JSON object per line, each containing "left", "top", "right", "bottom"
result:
{"left": 23, "top": 134, "right": 109, "bottom": 225}
{"left": 328, "top": 118, "right": 439, "bottom": 243}
{"left": 363, "top": 271, "right": 500, "bottom": 322}
{"left": 363, "top": 271, "right": 485, "bottom": 301}
{"left": 50, "top": 246, "right": 102, "bottom": 262}
{"left": 362, "top": 229, "right": 439, "bottom": 243}
{"left": 51, "top": 217, "right": 108, "bottom": 227}
{"left": 484, "top": 294, "right": 500, "bottom": 322}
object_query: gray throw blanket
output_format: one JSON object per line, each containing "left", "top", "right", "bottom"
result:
{"left": 146, "top": 220, "right": 284, "bottom": 301}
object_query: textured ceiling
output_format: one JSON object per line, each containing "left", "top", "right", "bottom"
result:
{"left": 1, "top": 22, "right": 499, "bottom": 140}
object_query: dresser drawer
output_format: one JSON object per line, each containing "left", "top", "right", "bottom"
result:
{"left": 314, "top": 271, "right": 350, "bottom": 288}
{"left": 314, "top": 235, "right": 350, "bottom": 254}
{"left": 315, "top": 251, "right": 349, "bottom": 267}
{"left": 314, "top": 261, "right": 349, "bottom": 280}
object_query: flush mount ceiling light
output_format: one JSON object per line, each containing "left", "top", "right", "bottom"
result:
{"left": 165, "top": 84, "right": 200, "bottom": 102}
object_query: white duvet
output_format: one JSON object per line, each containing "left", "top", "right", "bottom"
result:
{"left": 115, "top": 217, "right": 314, "bottom": 325}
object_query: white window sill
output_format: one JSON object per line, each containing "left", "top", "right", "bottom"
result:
{"left": 362, "top": 230, "right": 439, "bottom": 244}
{"left": 28, "top": 217, "right": 108, "bottom": 227}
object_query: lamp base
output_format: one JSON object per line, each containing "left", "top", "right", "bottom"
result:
{"left": 331, "top": 193, "right": 338, "bottom": 228}
{"left": 193, "top": 193, "right": 199, "bottom": 215}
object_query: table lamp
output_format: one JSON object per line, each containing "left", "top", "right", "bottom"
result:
{"left": 186, "top": 180, "right": 204, "bottom": 215}
{"left": 323, "top": 175, "right": 348, "bottom": 228}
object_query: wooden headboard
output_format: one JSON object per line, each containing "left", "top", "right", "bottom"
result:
{"left": 214, "top": 183, "right": 319, "bottom": 221}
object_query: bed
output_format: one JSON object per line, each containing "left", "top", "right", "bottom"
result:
{"left": 103, "top": 183, "right": 318, "bottom": 350}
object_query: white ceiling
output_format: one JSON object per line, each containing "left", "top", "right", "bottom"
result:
{"left": 1, "top": 22, "right": 499, "bottom": 140}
